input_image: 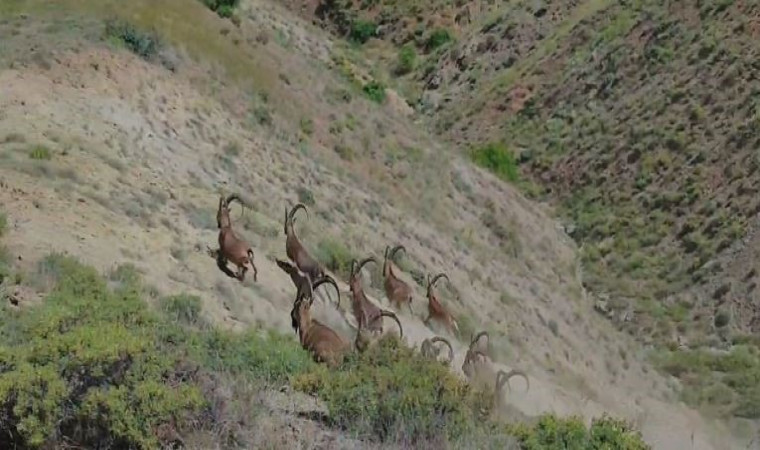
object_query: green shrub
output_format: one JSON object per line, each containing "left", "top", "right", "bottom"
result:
{"left": 300, "top": 117, "right": 315, "bottom": 136}
{"left": 104, "top": 18, "right": 162, "bottom": 60}
{"left": 426, "top": 28, "right": 453, "bottom": 50}
{"left": 314, "top": 238, "right": 355, "bottom": 278}
{"left": 293, "top": 336, "right": 493, "bottom": 443}
{"left": 193, "top": 328, "right": 314, "bottom": 384}
{"left": 0, "top": 254, "right": 314, "bottom": 448}
{"left": 395, "top": 44, "right": 417, "bottom": 75}
{"left": 349, "top": 20, "right": 377, "bottom": 44}
{"left": 509, "top": 414, "right": 650, "bottom": 449}
{"left": 362, "top": 80, "right": 386, "bottom": 103}
{"left": 0, "top": 212, "right": 6, "bottom": 237}
{"left": 201, "top": 0, "right": 240, "bottom": 18}
{"left": 28, "top": 145, "right": 51, "bottom": 160}
{"left": 470, "top": 142, "right": 520, "bottom": 183}
{"left": 0, "top": 256, "right": 203, "bottom": 449}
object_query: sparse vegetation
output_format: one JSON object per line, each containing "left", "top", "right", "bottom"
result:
{"left": 28, "top": 145, "right": 52, "bottom": 161}
{"left": 104, "top": 18, "right": 162, "bottom": 60}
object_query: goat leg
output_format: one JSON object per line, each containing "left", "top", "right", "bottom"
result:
{"left": 215, "top": 253, "right": 238, "bottom": 279}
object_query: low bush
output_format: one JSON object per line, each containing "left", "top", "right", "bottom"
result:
{"left": 104, "top": 18, "right": 163, "bottom": 61}
{"left": 292, "top": 336, "right": 493, "bottom": 443}
{"left": 314, "top": 237, "right": 356, "bottom": 279}
{"left": 395, "top": 44, "right": 417, "bottom": 75}
{"left": 349, "top": 20, "right": 377, "bottom": 44}
{"left": 470, "top": 142, "right": 520, "bottom": 183}
{"left": 362, "top": 80, "right": 387, "bottom": 103}
{"left": 509, "top": 414, "right": 650, "bottom": 449}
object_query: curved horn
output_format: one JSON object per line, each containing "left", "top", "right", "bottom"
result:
{"left": 350, "top": 259, "right": 358, "bottom": 279}
{"left": 313, "top": 275, "right": 341, "bottom": 308}
{"left": 469, "top": 330, "right": 490, "bottom": 352}
{"left": 430, "top": 336, "right": 453, "bottom": 365}
{"left": 288, "top": 203, "right": 309, "bottom": 223}
{"left": 379, "top": 310, "right": 403, "bottom": 339}
{"left": 389, "top": 245, "right": 406, "bottom": 259}
{"left": 430, "top": 272, "right": 450, "bottom": 288}
{"left": 283, "top": 205, "right": 289, "bottom": 235}
{"left": 496, "top": 369, "right": 530, "bottom": 394}
{"left": 225, "top": 193, "right": 243, "bottom": 207}
{"left": 356, "top": 257, "right": 377, "bottom": 274}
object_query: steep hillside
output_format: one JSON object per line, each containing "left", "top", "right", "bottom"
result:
{"left": 287, "top": 0, "right": 760, "bottom": 428}
{"left": 0, "top": 0, "right": 749, "bottom": 448}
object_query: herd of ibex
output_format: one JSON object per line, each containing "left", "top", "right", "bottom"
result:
{"left": 209, "top": 193, "right": 529, "bottom": 407}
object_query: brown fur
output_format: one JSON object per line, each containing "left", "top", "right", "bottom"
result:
{"left": 423, "top": 272, "right": 459, "bottom": 335}
{"left": 284, "top": 203, "right": 327, "bottom": 283}
{"left": 276, "top": 258, "right": 340, "bottom": 310}
{"left": 382, "top": 245, "right": 414, "bottom": 314}
{"left": 291, "top": 277, "right": 351, "bottom": 368}
{"left": 215, "top": 194, "right": 258, "bottom": 282}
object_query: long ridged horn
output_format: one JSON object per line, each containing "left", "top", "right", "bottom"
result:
{"left": 313, "top": 275, "right": 341, "bottom": 308}
{"left": 430, "top": 336, "right": 453, "bottom": 364}
{"left": 288, "top": 202, "right": 309, "bottom": 224}
{"left": 379, "top": 310, "right": 403, "bottom": 339}
{"left": 496, "top": 369, "right": 530, "bottom": 395}
{"left": 469, "top": 330, "right": 490, "bottom": 352}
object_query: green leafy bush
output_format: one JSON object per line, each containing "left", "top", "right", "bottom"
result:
{"left": 104, "top": 18, "right": 162, "bottom": 60}
{"left": 395, "top": 44, "right": 417, "bottom": 75}
{"left": 292, "top": 336, "right": 493, "bottom": 443}
{"left": 349, "top": 20, "right": 377, "bottom": 44}
{"left": 426, "top": 28, "right": 453, "bottom": 50}
{"left": 0, "top": 254, "right": 313, "bottom": 448}
{"left": 314, "top": 238, "right": 356, "bottom": 278}
{"left": 362, "top": 80, "right": 387, "bottom": 103}
{"left": 0, "top": 212, "right": 6, "bottom": 237}
{"left": 0, "top": 255, "right": 203, "bottom": 449}
{"left": 509, "top": 414, "right": 650, "bottom": 449}
{"left": 470, "top": 142, "right": 520, "bottom": 183}
{"left": 201, "top": 0, "right": 240, "bottom": 18}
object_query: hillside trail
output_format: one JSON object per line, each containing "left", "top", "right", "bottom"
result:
{"left": 0, "top": 28, "right": 746, "bottom": 449}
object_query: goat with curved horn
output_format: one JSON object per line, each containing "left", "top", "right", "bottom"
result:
{"left": 348, "top": 256, "right": 385, "bottom": 334}
{"left": 420, "top": 336, "right": 454, "bottom": 366}
{"left": 212, "top": 193, "right": 258, "bottom": 283}
{"left": 290, "top": 274, "right": 351, "bottom": 368}
{"left": 283, "top": 202, "right": 336, "bottom": 305}
{"left": 383, "top": 244, "right": 415, "bottom": 315}
{"left": 423, "top": 272, "right": 459, "bottom": 336}
{"left": 276, "top": 258, "right": 341, "bottom": 310}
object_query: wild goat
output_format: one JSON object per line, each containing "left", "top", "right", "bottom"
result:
{"left": 382, "top": 245, "right": 415, "bottom": 314}
{"left": 354, "top": 309, "right": 404, "bottom": 353}
{"left": 283, "top": 202, "right": 335, "bottom": 304}
{"left": 276, "top": 258, "right": 340, "bottom": 309}
{"left": 283, "top": 203, "right": 325, "bottom": 280}
{"left": 462, "top": 330, "right": 529, "bottom": 398}
{"left": 423, "top": 272, "right": 459, "bottom": 336}
{"left": 290, "top": 278, "right": 351, "bottom": 368}
{"left": 347, "top": 257, "right": 384, "bottom": 332}
{"left": 214, "top": 193, "right": 258, "bottom": 282}
{"left": 420, "top": 336, "right": 454, "bottom": 366}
